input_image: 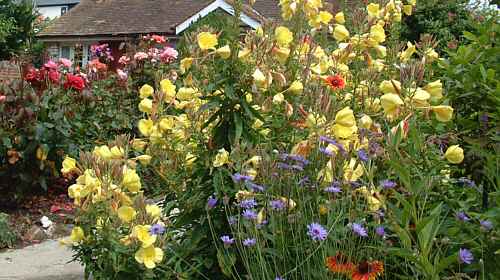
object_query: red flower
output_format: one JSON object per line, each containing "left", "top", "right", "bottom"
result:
{"left": 25, "top": 67, "right": 43, "bottom": 83}
{"left": 151, "top": 34, "right": 166, "bottom": 44}
{"left": 351, "top": 261, "right": 384, "bottom": 280}
{"left": 325, "top": 74, "right": 345, "bottom": 90}
{"left": 326, "top": 254, "right": 354, "bottom": 275}
{"left": 64, "top": 74, "right": 85, "bottom": 92}
{"left": 48, "top": 70, "right": 61, "bottom": 84}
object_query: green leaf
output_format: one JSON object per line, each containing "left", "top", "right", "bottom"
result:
{"left": 233, "top": 112, "right": 242, "bottom": 143}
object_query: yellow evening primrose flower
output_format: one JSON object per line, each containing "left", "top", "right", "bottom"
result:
{"left": 68, "top": 183, "right": 83, "bottom": 199}
{"left": 138, "top": 98, "right": 153, "bottom": 114}
{"left": 343, "top": 158, "right": 364, "bottom": 182}
{"left": 432, "top": 105, "right": 454, "bottom": 122}
{"left": 370, "top": 24, "right": 385, "bottom": 43}
{"left": 288, "top": 80, "right": 303, "bottom": 94}
{"left": 176, "top": 87, "right": 197, "bottom": 101}
{"left": 145, "top": 204, "right": 161, "bottom": 219}
{"left": 252, "top": 68, "right": 267, "bottom": 89}
{"left": 273, "top": 47, "right": 290, "bottom": 64}
{"left": 359, "top": 115, "right": 373, "bottom": 129}
{"left": 180, "top": 57, "right": 193, "bottom": 74}
{"left": 238, "top": 47, "right": 251, "bottom": 60}
{"left": 135, "top": 155, "right": 152, "bottom": 165}
{"left": 335, "top": 107, "right": 356, "bottom": 127}
{"left": 424, "top": 80, "right": 443, "bottom": 101}
{"left": 110, "top": 146, "right": 124, "bottom": 159}
{"left": 273, "top": 93, "right": 285, "bottom": 104}
{"left": 279, "top": 197, "right": 296, "bottom": 210}
{"left": 403, "top": 4, "right": 413, "bottom": 16}
{"left": 160, "top": 79, "right": 176, "bottom": 102}
{"left": 275, "top": 26, "right": 293, "bottom": 47}
{"left": 318, "top": 11, "right": 333, "bottom": 24}
{"left": 70, "top": 226, "right": 85, "bottom": 243}
{"left": 197, "top": 32, "right": 218, "bottom": 50}
{"left": 444, "top": 145, "right": 464, "bottom": 164}
{"left": 159, "top": 116, "right": 175, "bottom": 131}
{"left": 400, "top": 42, "right": 416, "bottom": 62}
{"left": 375, "top": 45, "right": 387, "bottom": 57}
{"left": 133, "top": 225, "right": 157, "bottom": 248}
{"left": 380, "top": 93, "right": 404, "bottom": 119}
{"left": 424, "top": 48, "right": 439, "bottom": 61}
{"left": 117, "top": 206, "right": 137, "bottom": 223}
{"left": 379, "top": 80, "right": 401, "bottom": 94}
{"left": 132, "top": 139, "right": 147, "bottom": 151}
{"left": 216, "top": 45, "right": 231, "bottom": 59}
{"left": 246, "top": 155, "right": 262, "bottom": 166}
{"left": 139, "top": 84, "right": 154, "bottom": 99}
{"left": 122, "top": 167, "right": 141, "bottom": 193}
{"left": 135, "top": 246, "right": 164, "bottom": 269}
{"left": 138, "top": 119, "right": 154, "bottom": 137}
{"left": 213, "top": 148, "right": 230, "bottom": 167}
{"left": 356, "top": 187, "right": 383, "bottom": 212}
{"left": 333, "top": 25, "right": 350, "bottom": 41}
{"left": 61, "top": 156, "right": 77, "bottom": 174}
{"left": 411, "top": 88, "right": 431, "bottom": 107}
{"left": 367, "top": 3, "right": 380, "bottom": 18}
{"left": 93, "top": 145, "right": 113, "bottom": 160}
{"left": 335, "top": 12, "right": 345, "bottom": 24}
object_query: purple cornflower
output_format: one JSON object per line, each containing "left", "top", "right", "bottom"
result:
{"left": 319, "top": 135, "right": 337, "bottom": 145}
{"left": 207, "top": 195, "right": 218, "bottom": 209}
{"left": 149, "top": 224, "right": 165, "bottom": 235}
{"left": 456, "top": 211, "right": 470, "bottom": 222}
{"left": 243, "top": 238, "right": 256, "bottom": 247}
{"left": 246, "top": 181, "right": 266, "bottom": 192}
{"left": 480, "top": 220, "right": 493, "bottom": 231}
{"left": 324, "top": 181, "right": 342, "bottom": 193}
{"left": 270, "top": 199, "right": 286, "bottom": 211}
{"left": 374, "top": 209, "right": 385, "bottom": 219}
{"left": 351, "top": 223, "right": 368, "bottom": 237}
{"left": 287, "top": 154, "right": 310, "bottom": 165}
{"left": 220, "top": 235, "right": 234, "bottom": 246}
{"left": 242, "top": 209, "right": 258, "bottom": 220}
{"left": 277, "top": 162, "right": 291, "bottom": 170}
{"left": 457, "top": 177, "right": 476, "bottom": 188}
{"left": 298, "top": 176, "right": 310, "bottom": 186}
{"left": 357, "top": 149, "right": 369, "bottom": 162}
{"left": 319, "top": 147, "right": 334, "bottom": 156}
{"left": 349, "top": 181, "right": 362, "bottom": 189}
{"left": 239, "top": 198, "right": 258, "bottom": 209}
{"left": 290, "top": 164, "right": 304, "bottom": 171}
{"left": 380, "top": 179, "right": 397, "bottom": 189}
{"left": 375, "top": 226, "right": 385, "bottom": 237}
{"left": 307, "top": 223, "right": 328, "bottom": 241}
{"left": 275, "top": 277, "right": 285, "bottom": 280}
{"left": 232, "top": 173, "right": 253, "bottom": 183}
{"left": 459, "top": 248, "right": 474, "bottom": 264}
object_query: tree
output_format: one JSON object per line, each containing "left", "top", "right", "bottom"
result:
{"left": 0, "top": 0, "right": 38, "bottom": 60}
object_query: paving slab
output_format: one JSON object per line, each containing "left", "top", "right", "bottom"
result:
{"left": 0, "top": 239, "right": 84, "bottom": 280}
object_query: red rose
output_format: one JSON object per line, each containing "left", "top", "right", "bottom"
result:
{"left": 64, "top": 74, "right": 85, "bottom": 91}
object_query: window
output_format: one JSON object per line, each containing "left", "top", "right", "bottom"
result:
{"left": 60, "top": 46, "right": 71, "bottom": 59}
{"left": 61, "top": 7, "right": 67, "bottom": 15}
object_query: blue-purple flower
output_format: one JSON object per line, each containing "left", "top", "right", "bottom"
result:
{"left": 232, "top": 173, "right": 253, "bottom": 183}
{"left": 380, "top": 179, "right": 396, "bottom": 189}
{"left": 228, "top": 216, "right": 238, "bottom": 225}
{"left": 242, "top": 209, "right": 258, "bottom": 220}
{"left": 242, "top": 238, "right": 256, "bottom": 247}
{"left": 456, "top": 211, "right": 470, "bottom": 222}
{"left": 220, "top": 235, "right": 234, "bottom": 246}
{"left": 149, "top": 223, "right": 165, "bottom": 235}
{"left": 239, "top": 198, "right": 257, "bottom": 209}
{"left": 375, "top": 226, "right": 385, "bottom": 237}
{"left": 246, "top": 181, "right": 265, "bottom": 192}
{"left": 319, "top": 147, "right": 334, "bottom": 156}
{"left": 270, "top": 199, "right": 286, "bottom": 211}
{"left": 357, "top": 149, "right": 369, "bottom": 162}
{"left": 459, "top": 248, "right": 473, "bottom": 264}
{"left": 275, "top": 277, "right": 285, "bottom": 280}
{"left": 324, "top": 182, "right": 342, "bottom": 193}
{"left": 351, "top": 223, "right": 368, "bottom": 237}
{"left": 207, "top": 195, "right": 218, "bottom": 209}
{"left": 480, "top": 220, "right": 493, "bottom": 231}
{"left": 307, "top": 223, "right": 328, "bottom": 241}
{"left": 457, "top": 177, "right": 476, "bottom": 188}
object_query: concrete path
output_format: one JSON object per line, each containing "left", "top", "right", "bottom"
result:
{"left": 0, "top": 239, "right": 84, "bottom": 280}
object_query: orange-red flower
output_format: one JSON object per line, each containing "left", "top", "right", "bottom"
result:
{"left": 351, "top": 261, "right": 384, "bottom": 280}
{"left": 325, "top": 74, "right": 345, "bottom": 90}
{"left": 326, "top": 254, "right": 354, "bottom": 274}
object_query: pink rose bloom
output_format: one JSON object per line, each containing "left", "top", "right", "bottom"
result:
{"left": 0, "top": 95, "right": 6, "bottom": 103}
{"left": 118, "top": 55, "right": 130, "bottom": 65}
{"left": 117, "top": 69, "right": 128, "bottom": 80}
{"left": 59, "top": 58, "right": 72, "bottom": 68}
{"left": 44, "top": 60, "right": 58, "bottom": 69}
{"left": 133, "top": 52, "right": 148, "bottom": 61}
{"left": 160, "top": 47, "right": 178, "bottom": 63}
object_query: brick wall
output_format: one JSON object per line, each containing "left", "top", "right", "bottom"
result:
{"left": 0, "top": 61, "right": 20, "bottom": 84}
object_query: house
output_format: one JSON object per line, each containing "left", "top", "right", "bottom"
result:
{"left": 37, "top": 0, "right": 339, "bottom": 68}
{"left": 34, "top": 0, "right": 80, "bottom": 19}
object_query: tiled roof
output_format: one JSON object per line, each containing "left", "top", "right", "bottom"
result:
{"left": 38, "top": 0, "right": 338, "bottom": 38}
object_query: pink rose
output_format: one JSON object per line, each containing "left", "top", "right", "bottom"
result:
{"left": 58, "top": 58, "right": 73, "bottom": 68}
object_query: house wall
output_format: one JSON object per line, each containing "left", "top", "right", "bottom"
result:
{"left": 0, "top": 61, "right": 20, "bottom": 84}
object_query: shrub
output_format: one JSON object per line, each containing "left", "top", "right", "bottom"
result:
{"left": 0, "top": 212, "right": 16, "bottom": 248}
